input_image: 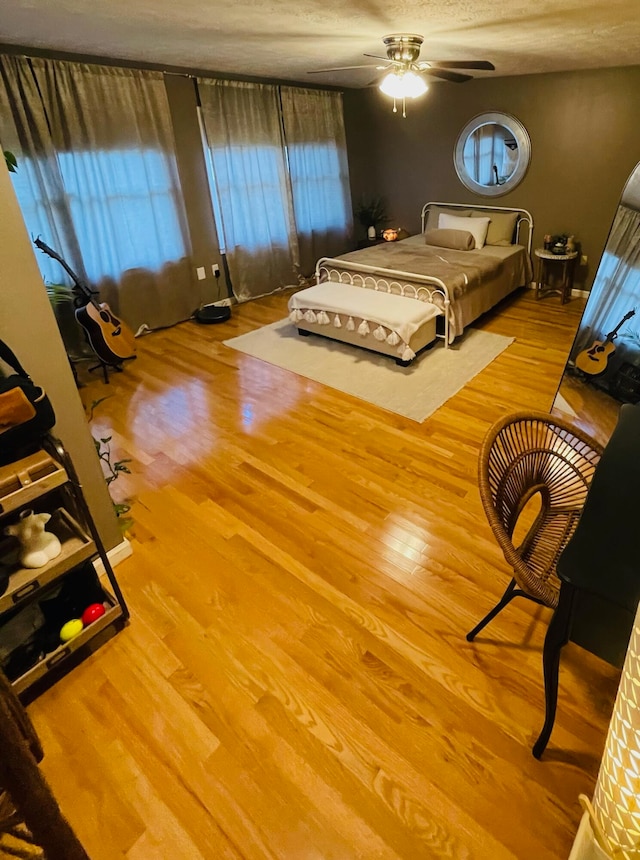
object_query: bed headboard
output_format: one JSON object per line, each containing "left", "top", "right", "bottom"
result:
{"left": 421, "top": 201, "right": 534, "bottom": 255}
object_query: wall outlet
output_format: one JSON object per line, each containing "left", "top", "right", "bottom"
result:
{"left": 196, "top": 266, "right": 206, "bottom": 280}
{"left": 212, "top": 263, "right": 220, "bottom": 276}
{"left": 580, "top": 255, "right": 588, "bottom": 266}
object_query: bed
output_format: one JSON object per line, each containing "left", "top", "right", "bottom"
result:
{"left": 288, "top": 202, "right": 533, "bottom": 365}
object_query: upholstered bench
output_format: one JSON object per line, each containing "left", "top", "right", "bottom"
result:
{"left": 288, "top": 281, "right": 442, "bottom": 365}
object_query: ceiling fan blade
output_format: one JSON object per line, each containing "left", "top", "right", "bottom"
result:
{"left": 307, "top": 64, "right": 380, "bottom": 73}
{"left": 427, "top": 60, "right": 495, "bottom": 70}
{"left": 421, "top": 68, "right": 473, "bottom": 83}
{"left": 363, "top": 53, "right": 400, "bottom": 63}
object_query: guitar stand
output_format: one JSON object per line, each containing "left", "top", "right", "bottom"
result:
{"left": 88, "top": 360, "right": 124, "bottom": 385}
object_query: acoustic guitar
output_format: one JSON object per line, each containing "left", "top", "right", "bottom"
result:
{"left": 34, "top": 238, "right": 136, "bottom": 365}
{"left": 574, "top": 309, "right": 635, "bottom": 376}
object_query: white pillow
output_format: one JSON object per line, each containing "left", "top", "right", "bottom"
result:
{"left": 438, "top": 213, "right": 490, "bottom": 249}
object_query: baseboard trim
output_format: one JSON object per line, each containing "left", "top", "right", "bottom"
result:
{"left": 93, "top": 537, "right": 132, "bottom": 575}
{"left": 527, "top": 282, "right": 589, "bottom": 299}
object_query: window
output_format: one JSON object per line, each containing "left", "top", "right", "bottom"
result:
{"left": 286, "top": 142, "right": 350, "bottom": 237}
{"left": 12, "top": 148, "right": 186, "bottom": 285}
{"left": 207, "top": 144, "right": 292, "bottom": 254}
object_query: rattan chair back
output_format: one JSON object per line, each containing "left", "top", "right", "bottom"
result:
{"left": 479, "top": 412, "right": 604, "bottom": 608}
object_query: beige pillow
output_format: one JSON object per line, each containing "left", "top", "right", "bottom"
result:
{"left": 470, "top": 210, "right": 519, "bottom": 246}
{"left": 425, "top": 206, "right": 470, "bottom": 232}
{"left": 424, "top": 228, "right": 475, "bottom": 251}
{"left": 439, "top": 213, "right": 490, "bottom": 249}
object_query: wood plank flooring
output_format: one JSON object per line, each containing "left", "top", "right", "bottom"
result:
{"left": 29, "top": 288, "right": 621, "bottom": 859}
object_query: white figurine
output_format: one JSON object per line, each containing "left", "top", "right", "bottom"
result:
{"left": 5, "top": 510, "right": 62, "bottom": 569}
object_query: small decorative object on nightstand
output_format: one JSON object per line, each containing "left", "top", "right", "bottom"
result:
{"left": 353, "top": 195, "right": 389, "bottom": 244}
{"left": 534, "top": 247, "right": 578, "bottom": 304}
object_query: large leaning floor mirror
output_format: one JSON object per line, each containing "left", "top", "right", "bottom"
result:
{"left": 552, "top": 160, "right": 640, "bottom": 446}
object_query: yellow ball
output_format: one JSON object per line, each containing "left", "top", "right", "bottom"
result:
{"left": 60, "top": 618, "right": 83, "bottom": 642}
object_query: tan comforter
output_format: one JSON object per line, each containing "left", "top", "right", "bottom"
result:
{"left": 334, "top": 241, "right": 505, "bottom": 300}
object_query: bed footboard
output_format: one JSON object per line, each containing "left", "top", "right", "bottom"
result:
{"left": 315, "top": 257, "right": 451, "bottom": 346}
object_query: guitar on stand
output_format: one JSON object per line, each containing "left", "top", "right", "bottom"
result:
{"left": 575, "top": 309, "right": 635, "bottom": 376}
{"left": 34, "top": 238, "right": 136, "bottom": 382}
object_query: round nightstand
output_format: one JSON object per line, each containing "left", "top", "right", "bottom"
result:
{"left": 534, "top": 248, "right": 578, "bottom": 304}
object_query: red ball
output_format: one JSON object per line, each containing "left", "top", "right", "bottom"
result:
{"left": 81, "top": 603, "right": 106, "bottom": 626}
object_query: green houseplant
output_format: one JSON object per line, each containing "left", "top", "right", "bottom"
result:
{"left": 45, "top": 282, "right": 92, "bottom": 359}
{"left": 3, "top": 150, "right": 17, "bottom": 173}
{"left": 86, "top": 397, "right": 133, "bottom": 529}
{"left": 353, "top": 196, "right": 389, "bottom": 239}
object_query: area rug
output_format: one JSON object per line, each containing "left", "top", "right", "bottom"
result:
{"left": 224, "top": 320, "right": 514, "bottom": 422}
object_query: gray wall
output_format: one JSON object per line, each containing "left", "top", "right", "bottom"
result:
{"left": 0, "top": 159, "right": 122, "bottom": 551}
{"left": 164, "top": 73, "right": 230, "bottom": 304}
{"left": 343, "top": 65, "right": 640, "bottom": 290}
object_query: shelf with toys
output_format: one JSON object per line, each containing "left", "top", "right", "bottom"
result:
{"left": 0, "top": 439, "right": 128, "bottom": 697}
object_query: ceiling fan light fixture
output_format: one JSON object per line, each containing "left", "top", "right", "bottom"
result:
{"left": 379, "top": 70, "right": 428, "bottom": 99}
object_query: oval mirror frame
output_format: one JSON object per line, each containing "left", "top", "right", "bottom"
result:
{"left": 454, "top": 112, "right": 531, "bottom": 197}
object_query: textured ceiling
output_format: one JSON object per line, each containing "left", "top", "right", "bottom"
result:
{"left": 1, "top": 0, "right": 640, "bottom": 86}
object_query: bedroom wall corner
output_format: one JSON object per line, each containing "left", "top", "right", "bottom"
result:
{"left": 343, "top": 89, "right": 383, "bottom": 238}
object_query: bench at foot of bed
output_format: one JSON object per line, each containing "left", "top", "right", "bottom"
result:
{"left": 288, "top": 282, "right": 442, "bottom": 365}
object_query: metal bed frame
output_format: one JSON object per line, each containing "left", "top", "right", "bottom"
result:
{"left": 313, "top": 202, "right": 534, "bottom": 350}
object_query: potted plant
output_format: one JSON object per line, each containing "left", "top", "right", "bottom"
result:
{"left": 45, "top": 282, "right": 92, "bottom": 359}
{"left": 353, "top": 196, "right": 389, "bottom": 240}
{"left": 3, "top": 150, "right": 17, "bottom": 173}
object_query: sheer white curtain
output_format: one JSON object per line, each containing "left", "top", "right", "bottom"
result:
{"left": 0, "top": 56, "right": 196, "bottom": 331}
{"left": 464, "top": 125, "right": 500, "bottom": 186}
{"left": 571, "top": 205, "right": 640, "bottom": 357}
{"left": 198, "top": 79, "right": 299, "bottom": 301}
{"left": 0, "top": 56, "right": 87, "bottom": 288}
{"left": 280, "top": 87, "right": 352, "bottom": 275}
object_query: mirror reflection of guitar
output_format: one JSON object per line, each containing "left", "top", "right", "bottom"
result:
{"left": 34, "top": 238, "right": 136, "bottom": 366}
{"left": 575, "top": 309, "right": 636, "bottom": 376}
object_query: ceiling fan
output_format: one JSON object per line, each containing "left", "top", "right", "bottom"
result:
{"left": 308, "top": 33, "right": 495, "bottom": 116}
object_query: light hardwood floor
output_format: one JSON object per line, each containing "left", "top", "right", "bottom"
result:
{"left": 29, "top": 288, "right": 621, "bottom": 859}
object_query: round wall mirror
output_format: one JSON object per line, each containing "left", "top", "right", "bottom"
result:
{"left": 454, "top": 112, "right": 531, "bottom": 197}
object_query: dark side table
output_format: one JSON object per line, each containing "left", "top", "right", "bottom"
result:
{"left": 533, "top": 402, "right": 640, "bottom": 758}
{"left": 534, "top": 248, "right": 578, "bottom": 304}
{"left": 357, "top": 238, "right": 386, "bottom": 249}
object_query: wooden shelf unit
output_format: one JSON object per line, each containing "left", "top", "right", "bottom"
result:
{"left": 0, "top": 507, "right": 95, "bottom": 613}
{"left": 12, "top": 593, "right": 123, "bottom": 695}
{"left": 0, "top": 442, "right": 128, "bottom": 697}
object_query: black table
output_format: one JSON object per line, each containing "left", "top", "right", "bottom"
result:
{"left": 533, "top": 402, "right": 640, "bottom": 758}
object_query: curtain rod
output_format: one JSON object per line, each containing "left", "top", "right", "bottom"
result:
{"left": 0, "top": 46, "right": 344, "bottom": 91}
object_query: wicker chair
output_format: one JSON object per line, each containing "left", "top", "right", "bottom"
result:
{"left": 467, "top": 411, "right": 604, "bottom": 641}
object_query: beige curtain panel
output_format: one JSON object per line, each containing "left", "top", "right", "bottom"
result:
{"left": 0, "top": 56, "right": 197, "bottom": 332}
{"left": 0, "top": 56, "right": 87, "bottom": 286}
{"left": 280, "top": 86, "right": 353, "bottom": 275}
{"left": 197, "top": 78, "right": 300, "bottom": 302}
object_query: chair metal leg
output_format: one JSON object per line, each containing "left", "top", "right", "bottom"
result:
{"left": 466, "top": 579, "right": 518, "bottom": 641}
{"left": 532, "top": 582, "right": 576, "bottom": 759}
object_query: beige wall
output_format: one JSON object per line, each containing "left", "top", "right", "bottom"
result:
{"left": 0, "top": 159, "right": 121, "bottom": 551}
{"left": 343, "top": 65, "right": 640, "bottom": 290}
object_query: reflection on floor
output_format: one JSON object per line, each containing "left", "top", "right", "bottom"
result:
{"left": 552, "top": 372, "right": 621, "bottom": 447}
